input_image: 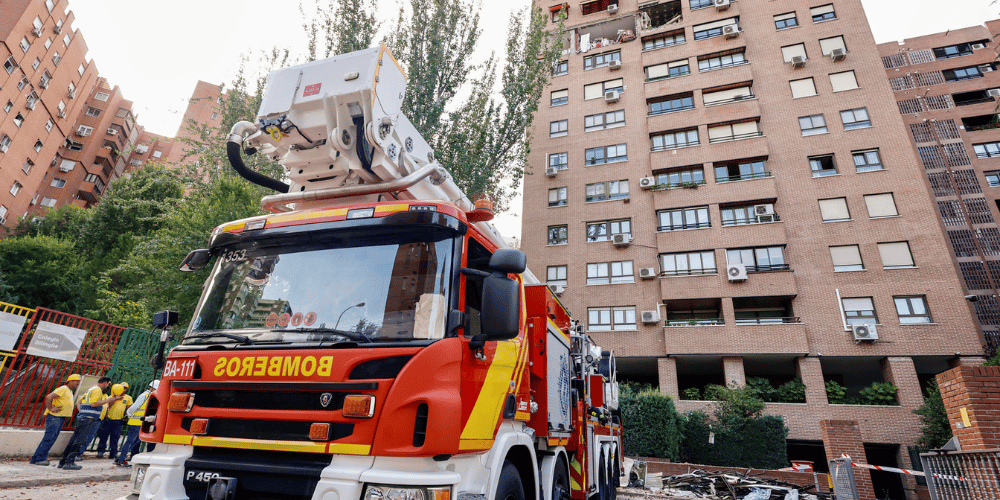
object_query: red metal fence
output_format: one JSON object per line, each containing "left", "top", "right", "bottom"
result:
{"left": 0, "top": 307, "right": 125, "bottom": 428}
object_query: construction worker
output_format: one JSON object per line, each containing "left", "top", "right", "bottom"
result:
{"left": 116, "top": 379, "right": 158, "bottom": 467}
{"left": 96, "top": 383, "right": 132, "bottom": 458}
{"left": 29, "top": 374, "right": 82, "bottom": 466}
{"left": 58, "top": 376, "right": 121, "bottom": 470}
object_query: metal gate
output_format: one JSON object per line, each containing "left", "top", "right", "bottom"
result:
{"left": 106, "top": 327, "right": 178, "bottom": 403}
{"left": 829, "top": 458, "right": 860, "bottom": 500}
{"left": 920, "top": 449, "right": 1000, "bottom": 500}
{"left": 0, "top": 301, "right": 34, "bottom": 373}
{"left": 0, "top": 307, "right": 125, "bottom": 428}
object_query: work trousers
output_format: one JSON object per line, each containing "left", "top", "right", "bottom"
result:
{"left": 96, "top": 418, "right": 123, "bottom": 456}
{"left": 30, "top": 415, "right": 66, "bottom": 463}
{"left": 117, "top": 425, "right": 140, "bottom": 464}
{"left": 59, "top": 416, "right": 100, "bottom": 466}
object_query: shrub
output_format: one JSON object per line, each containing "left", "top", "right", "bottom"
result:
{"left": 825, "top": 380, "right": 849, "bottom": 404}
{"left": 774, "top": 378, "right": 806, "bottom": 403}
{"left": 703, "top": 384, "right": 728, "bottom": 401}
{"left": 619, "top": 388, "right": 683, "bottom": 460}
{"left": 681, "top": 387, "right": 701, "bottom": 400}
{"left": 914, "top": 381, "right": 952, "bottom": 449}
{"left": 985, "top": 353, "right": 1000, "bottom": 367}
{"left": 746, "top": 377, "right": 775, "bottom": 402}
{"left": 859, "top": 382, "right": 898, "bottom": 406}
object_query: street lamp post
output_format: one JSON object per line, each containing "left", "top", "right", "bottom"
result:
{"left": 334, "top": 302, "right": 366, "bottom": 330}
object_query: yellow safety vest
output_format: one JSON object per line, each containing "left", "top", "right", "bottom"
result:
{"left": 127, "top": 390, "right": 151, "bottom": 426}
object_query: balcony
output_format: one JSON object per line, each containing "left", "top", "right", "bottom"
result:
{"left": 962, "top": 113, "right": 1000, "bottom": 132}
{"left": 953, "top": 90, "right": 996, "bottom": 107}
{"left": 78, "top": 182, "right": 101, "bottom": 203}
{"left": 734, "top": 295, "right": 798, "bottom": 325}
{"left": 664, "top": 321, "right": 809, "bottom": 356}
{"left": 573, "top": 16, "right": 637, "bottom": 54}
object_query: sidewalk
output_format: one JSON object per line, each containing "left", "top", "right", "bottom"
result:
{"left": 0, "top": 453, "right": 131, "bottom": 489}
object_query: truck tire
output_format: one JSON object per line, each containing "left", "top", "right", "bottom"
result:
{"left": 598, "top": 457, "right": 608, "bottom": 500}
{"left": 496, "top": 461, "right": 525, "bottom": 500}
{"left": 607, "top": 458, "right": 617, "bottom": 500}
{"left": 553, "top": 459, "right": 570, "bottom": 500}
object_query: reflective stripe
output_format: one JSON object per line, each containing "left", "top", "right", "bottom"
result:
{"left": 78, "top": 403, "right": 102, "bottom": 418}
{"left": 127, "top": 390, "right": 151, "bottom": 426}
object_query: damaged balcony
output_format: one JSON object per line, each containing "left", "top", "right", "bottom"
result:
{"left": 572, "top": 16, "right": 637, "bottom": 53}
{"left": 638, "top": 0, "right": 682, "bottom": 33}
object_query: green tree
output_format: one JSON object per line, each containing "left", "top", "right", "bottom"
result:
{"left": 914, "top": 381, "right": 952, "bottom": 449}
{"left": 0, "top": 236, "right": 87, "bottom": 313}
{"left": 303, "top": 0, "right": 378, "bottom": 60}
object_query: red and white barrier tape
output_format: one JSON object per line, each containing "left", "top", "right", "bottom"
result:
{"left": 840, "top": 454, "right": 965, "bottom": 482}
{"left": 777, "top": 464, "right": 814, "bottom": 472}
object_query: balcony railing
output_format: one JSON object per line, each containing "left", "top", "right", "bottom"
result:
{"left": 955, "top": 96, "right": 997, "bottom": 107}
{"left": 734, "top": 316, "right": 801, "bottom": 325}
{"left": 747, "top": 264, "right": 791, "bottom": 272}
{"left": 704, "top": 93, "right": 756, "bottom": 107}
{"left": 967, "top": 121, "right": 1000, "bottom": 132}
{"left": 665, "top": 318, "right": 724, "bottom": 326}
{"left": 651, "top": 141, "right": 700, "bottom": 152}
{"left": 716, "top": 171, "right": 772, "bottom": 183}
{"left": 661, "top": 268, "right": 717, "bottom": 277}
{"left": 649, "top": 104, "right": 695, "bottom": 116}
{"left": 709, "top": 131, "right": 764, "bottom": 144}
{"left": 657, "top": 221, "right": 710, "bottom": 231}
{"left": 721, "top": 214, "right": 782, "bottom": 227}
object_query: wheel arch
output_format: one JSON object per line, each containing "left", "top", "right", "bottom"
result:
{"left": 538, "top": 448, "right": 569, "bottom": 500}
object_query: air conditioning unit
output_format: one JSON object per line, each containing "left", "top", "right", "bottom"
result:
{"left": 612, "top": 233, "right": 631, "bottom": 247}
{"left": 608, "top": 3, "right": 618, "bottom": 14}
{"left": 980, "top": 64, "right": 994, "bottom": 73}
{"left": 791, "top": 55, "right": 806, "bottom": 69}
{"left": 723, "top": 24, "right": 740, "bottom": 38}
{"left": 727, "top": 263, "right": 748, "bottom": 281}
{"left": 39, "top": 80, "right": 49, "bottom": 89}
{"left": 639, "top": 176, "right": 656, "bottom": 189}
{"left": 57, "top": 110, "right": 66, "bottom": 118}
{"left": 639, "top": 267, "right": 657, "bottom": 279}
{"left": 757, "top": 214, "right": 775, "bottom": 223}
{"left": 851, "top": 323, "right": 878, "bottom": 342}
{"left": 831, "top": 48, "right": 846, "bottom": 61}
{"left": 76, "top": 127, "right": 90, "bottom": 136}
{"left": 31, "top": 27, "right": 42, "bottom": 37}
{"left": 754, "top": 204, "right": 775, "bottom": 216}
{"left": 604, "top": 90, "right": 620, "bottom": 103}
{"left": 608, "top": 60, "right": 622, "bottom": 71}
{"left": 548, "top": 284, "right": 566, "bottom": 296}
{"left": 25, "top": 101, "right": 36, "bottom": 110}
{"left": 67, "top": 90, "right": 75, "bottom": 99}
{"left": 989, "top": 89, "right": 1000, "bottom": 98}
{"left": 715, "top": 0, "right": 731, "bottom": 10}
{"left": 107, "top": 128, "right": 117, "bottom": 136}
{"left": 546, "top": 166, "right": 559, "bottom": 177}
{"left": 640, "top": 310, "right": 660, "bottom": 324}
{"left": 0, "top": 145, "right": 8, "bottom": 153}
{"left": 972, "top": 43, "right": 986, "bottom": 50}
{"left": 136, "top": 145, "right": 149, "bottom": 153}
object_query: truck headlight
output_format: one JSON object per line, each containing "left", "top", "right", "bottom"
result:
{"left": 131, "top": 465, "right": 148, "bottom": 494}
{"left": 363, "top": 485, "right": 451, "bottom": 500}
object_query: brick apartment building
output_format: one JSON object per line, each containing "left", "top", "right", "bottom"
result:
{"left": 523, "top": 0, "right": 986, "bottom": 486}
{"left": 878, "top": 22, "right": 1000, "bottom": 356}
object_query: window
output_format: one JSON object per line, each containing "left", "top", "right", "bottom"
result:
{"left": 841, "top": 108, "right": 871, "bottom": 130}
{"left": 789, "top": 78, "right": 817, "bottom": 98}
{"left": 974, "top": 141, "right": 1000, "bottom": 158}
{"left": 646, "top": 60, "right": 689, "bottom": 81}
{"left": 86, "top": 107, "right": 102, "bottom": 117}
{"left": 830, "top": 71, "right": 859, "bottom": 92}
{"left": 586, "top": 219, "right": 631, "bottom": 241}
{"left": 68, "top": 81, "right": 75, "bottom": 94}
{"left": 661, "top": 250, "right": 716, "bottom": 276}
{"left": 727, "top": 246, "right": 788, "bottom": 272}
{"left": 934, "top": 43, "right": 975, "bottom": 60}
{"left": 781, "top": 43, "right": 808, "bottom": 63}
{"left": 657, "top": 206, "right": 710, "bottom": 231}
{"left": 39, "top": 70, "right": 52, "bottom": 88}
{"left": 549, "top": 152, "right": 568, "bottom": 170}
{"left": 33, "top": 140, "right": 43, "bottom": 152}
{"left": 548, "top": 225, "right": 568, "bottom": 245}
{"left": 44, "top": 38, "right": 52, "bottom": 50}
{"left": 690, "top": 0, "right": 713, "bottom": 9}
{"left": 810, "top": 4, "right": 836, "bottom": 22}
{"left": 3, "top": 101, "right": 11, "bottom": 113}
{"left": 46, "top": 0, "right": 55, "bottom": 11}
{"left": 584, "top": 79, "right": 624, "bottom": 99}
{"left": 643, "top": 30, "right": 685, "bottom": 51}
{"left": 63, "top": 34, "right": 71, "bottom": 47}
{"left": 878, "top": 242, "right": 914, "bottom": 269}
{"left": 819, "top": 36, "right": 847, "bottom": 56}
{"left": 702, "top": 84, "right": 753, "bottom": 105}
{"left": 211, "top": 112, "right": 219, "bottom": 120}
{"left": 67, "top": 141, "right": 82, "bottom": 152}
{"left": 698, "top": 49, "right": 746, "bottom": 71}
{"left": 552, "top": 61, "right": 568, "bottom": 77}
{"left": 0, "top": 205, "right": 6, "bottom": 225}
{"left": 894, "top": 296, "right": 932, "bottom": 324}
{"left": 656, "top": 165, "right": 705, "bottom": 188}
{"left": 585, "top": 144, "right": 627, "bottom": 165}
{"left": 819, "top": 198, "right": 850, "bottom": 221}
{"left": 853, "top": 149, "right": 883, "bottom": 172}
{"left": 78, "top": 63, "right": 85, "bottom": 76}
{"left": 842, "top": 297, "right": 877, "bottom": 326}
{"left": 649, "top": 92, "right": 694, "bottom": 115}
{"left": 22, "top": 159, "right": 33, "bottom": 173}
{"left": 581, "top": 0, "right": 616, "bottom": 15}
{"left": 50, "top": 178, "right": 66, "bottom": 188}
{"left": 116, "top": 108, "right": 130, "bottom": 118}
{"left": 715, "top": 158, "right": 768, "bottom": 183}
{"left": 707, "top": 119, "right": 761, "bottom": 143}
{"left": 31, "top": 58, "right": 40, "bottom": 70}
{"left": 3, "top": 55, "right": 15, "bottom": 74}
{"left": 774, "top": 12, "right": 798, "bottom": 30}
{"left": 152, "top": 150, "right": 162, "bottom": 158}
{"left": 33, "top": 16, "right": 44, "bottom": 29}
{"left": 986, "top": 171, "right": 1000, "bottom": 187}
{"left": 18, "top": 75, "right": 29, "bottom": 91}
{"left": 45, "top": 119, "right": 53, "bottom": 132}
{"left": 14, "top": 113, "right": 24, "bottom": 127}
{"left": 550, "top": 120, "right": 568, "bottom": 138}
{"left": 945, "top": 65, "right": 989, "bottom": 82}
{"left": 95, "top": 92, "right": 110, "bottom": 102}
{"left": 551, "top": 89, "right": 568, "bottom": 106}
{"left": 547, "top": 266, "right": 567, "bottom": 287}
{"left": 51, "top": 51, "right": 60, "bottom": 66}
{"left": 588, "top": 306, "right": 637, "bottom": 331}
{"left": 800, "top": 114, "right": 828, "bottom": 136}
{"left": 830, "top": 245, "right": 864, "bottom": 271}
{"left": 584, "top": 110, "right": 625, "bottom": 131}
{"left": 548, "top": 187, "right": 568, "bottom": 207}
{"left": 130, "top": 159, "right": 142, "bottom": 167}
{"left": 809, "top": 154, "right": 837, "bottom": 177}
{"left": 693, "top": 17, "right": 738, "bottom": 40}
{"left": 651, "top": 128, "right": 699, "bottom": 150}
{"left": 721, "top": 202, "right": 778, "bottom": 226}
{"left": 587, "top": 261, "right": 634, "bottom": 285}
{"left": 584, "top": 50, "right": 620, "bottom": 70}
{"left": 77, "top": 125, "right": 93, "bottom": 136}
{"left": 585, "top": 180, "right": 629, "bottom": 202}
{"left": 20, "top": 37, "right": 30, "bottom": 53}
{"left": 10, "top": 182, "right": 22, "bottom": 196}
{"left": 41, "top": 197, "right": 57, "bottom": 207}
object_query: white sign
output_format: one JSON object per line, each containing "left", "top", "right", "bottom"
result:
{"left": 25, "top": 321, "right": 88, "bottom": 362}
{"left": 0, "top": 311, "right": 28, "bottom": 351}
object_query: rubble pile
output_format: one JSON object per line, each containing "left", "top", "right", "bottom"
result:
{"left": 618, "top": 468, "right": 833, "bottom": 500}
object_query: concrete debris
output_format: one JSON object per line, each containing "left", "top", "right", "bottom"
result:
{"left": 617, "top": 468, "right": 832, "bottom": 500}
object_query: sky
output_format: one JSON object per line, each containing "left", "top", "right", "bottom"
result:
{"left": 67, "top": 0, "right": 999, "bottom": 238}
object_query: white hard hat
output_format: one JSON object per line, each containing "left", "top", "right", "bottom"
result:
{"left": 149, "top": 380, "right": 160, "bottom": 390}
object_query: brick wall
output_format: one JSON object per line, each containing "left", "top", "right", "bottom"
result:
{"left": 820, "top": 420, "right": 876, "bottom": 500}
{"left": 635, "top": 457, "right": 831, "bottom": 493}
{"left": 936, "top": 366, "right": 1000, "bottom": 450}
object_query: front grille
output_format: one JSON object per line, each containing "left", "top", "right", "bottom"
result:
{"left": 182, "top": 418, "right": 353, "bottom": 442}
{"left": 184, "top": 447, "right": 331, "bottom": 500}
{"left": 193, "top": 390, "right": 348, "bottom": 411}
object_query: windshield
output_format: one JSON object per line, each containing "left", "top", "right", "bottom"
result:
{"left": 185, "top": 228, "right": 457, "bottom": 345}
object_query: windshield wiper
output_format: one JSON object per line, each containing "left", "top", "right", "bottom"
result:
{"left": 273, "top": 328, "right": 374, "bottom": 343}
{"left": 185, "top": 332, "right": 255, "bottom": 345}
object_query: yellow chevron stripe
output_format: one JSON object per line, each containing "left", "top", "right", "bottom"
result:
{"left": 162, "top": 434, "right": 192, "bottom": 445}
{"left": 459, "top": 438, "right": 495, "bottom": 450}
{"left": 460, "top": 341, "right": 519, "bottom": 441}
{"left": 571, "top": 457, "right": 581, "bottom": 474}
{"left": 327, "top": 443, "right": 372, "bottom": 455}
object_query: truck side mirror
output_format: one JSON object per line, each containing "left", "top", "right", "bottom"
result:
{"left": 488, "top": 249, "right": 526, "bottom": 275}
{"left": 480, "top": 274, "right": 521, "bottom": 340}
{"left": 179, "top": 249, "right": 212, "bottom": 272}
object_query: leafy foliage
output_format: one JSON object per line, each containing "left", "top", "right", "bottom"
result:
{"left": 985, "top": 353, "right": 1000, "bottom": 367}
{"left": 619, "top": 386, "right": 683, "bottom": 460}
{"left": 913, "top": 381, "right": 952, "bottom": 449}
{"left": 681, "top": 387, "right": 701, "bottom": 401}
{"left": 825, "top": 379, "right": 899, "bottom": 405}
{"left": 0, "top": 236, "right": 87, "bottom": 314}
{"left": 303, "top": 0, "right": 378, "bottom": 60}
{"left": 825, "top": 380, "right": 849, "bottom": 404}
{"left": 745, "top": 377, "right": 806, "bottom": 403}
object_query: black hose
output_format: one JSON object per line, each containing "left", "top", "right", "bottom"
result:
{"left": 226, "top": 141, "right": 289, "bottom": 193}
{"left": 353, "top": 116, "right": 375, "bottom": 175}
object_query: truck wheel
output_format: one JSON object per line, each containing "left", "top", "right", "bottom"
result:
{"left": 496, "top": 461, "right": 525, "bottom": 500}
{"left": 598, "top": 457, "right": 608, "bottom": 500}
{"left": 552, "top": 459, "right": 570, "bottom": 500}
{"left": 607, "top": 458, "right": 617, "bottom": 500}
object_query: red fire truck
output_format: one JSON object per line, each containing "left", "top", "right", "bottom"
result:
{"left": 122, "top": 46, "right": 622, "bottom": 500}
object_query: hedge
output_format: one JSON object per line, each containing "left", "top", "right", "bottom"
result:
{"left": 619, "top": 389, "right": 683, "bottom": 460}
{"left": 681, "top": 411, "right": 789, "bottom": 470}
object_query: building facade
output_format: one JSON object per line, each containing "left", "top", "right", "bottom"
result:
{"left": 878, "top": 21, "right": 1000, "bottom": 357}
{"left": 524, "top": 0, "right": 985, "bottom": 486}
